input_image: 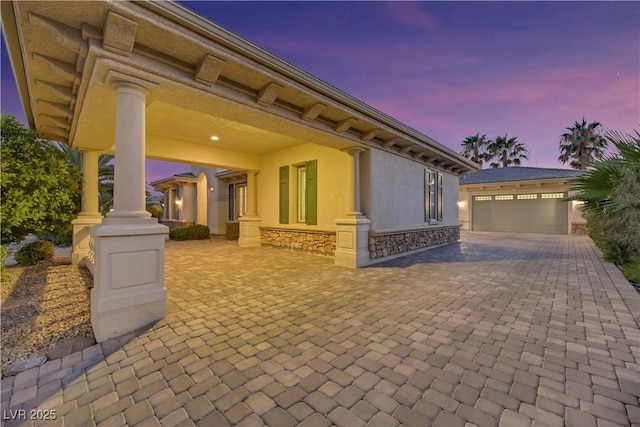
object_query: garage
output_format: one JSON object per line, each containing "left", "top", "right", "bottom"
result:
{"left": 471, "top": 192, "right": 568, "bottom": 234}
{"left": 458, "top": 167, "right": 586, "bottom": 235}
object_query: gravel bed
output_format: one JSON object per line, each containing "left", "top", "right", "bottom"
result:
{"left": 1, "top": 257, "right": 94, "bottom": 375}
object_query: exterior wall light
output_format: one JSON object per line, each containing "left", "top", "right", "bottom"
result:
{"left": 457, "top": 201, "right": 465, "bottom": 207}
{"left": 210, "top": 136, "right": 219, "bottom": 141}
{"left": 175, "top": 199, "right": 182, "bottom": 206}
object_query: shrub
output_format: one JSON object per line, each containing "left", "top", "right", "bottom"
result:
{"left": 147, "top": 205, "right": 163, "bottom": 219}
{"left": 15, "top": 241, "right": 55, "bottom": 266}
{"left": 622, "top": 262, "right": 640, "bottom": 285}
{"left": 169, "top": 225, "right": 210, "bottom": 241}
{"left": 1, "top": 246, "right": 8, "bottom": 282}
{"left": 226, "top": 222, "right": 239, "bottom": 240}
{"left": 37, "top": 230, "right": 73, "bottom": 247}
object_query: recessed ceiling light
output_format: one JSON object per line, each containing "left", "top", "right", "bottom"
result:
{"left": 210, "top": 136, "right": 219, "bottom": 141}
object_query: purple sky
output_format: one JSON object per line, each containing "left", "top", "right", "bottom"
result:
{"left": 2, "top": 1, "right": 638, "bottom": 185}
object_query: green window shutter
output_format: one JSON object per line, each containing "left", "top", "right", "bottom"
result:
{"left": 279, "top": 166, "right": 289, "bottom": 224}
{"left": 305, "top": 160, "right": 317, "bottom": 225}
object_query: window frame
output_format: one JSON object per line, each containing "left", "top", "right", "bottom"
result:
{"left": 425, "top": 169, "right": 444, "bottom": 222}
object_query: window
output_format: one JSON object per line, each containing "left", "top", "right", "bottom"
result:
{"left": 228, "top": 183, "right": 247, "bottom": 220}
{"left": 279, "top": 160, "right": 317, "bottom": 225}
{"left": 517, "top": 194, "right": 538, "bottom": 200}
{"left": 495, "top": 195, "right": 513, "bottom": 200}
{"left": 425, "top": 170, "right": 443, "bottom": 222}
{"left": 541, "top": 193, "right": 564, "bottom": 199}
{"left": 474, "top": 196, "right": 492, "bottom": 201}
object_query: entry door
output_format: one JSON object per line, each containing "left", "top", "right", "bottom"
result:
{"left": 472, "top": 193, "right": 568, "bottom": 234}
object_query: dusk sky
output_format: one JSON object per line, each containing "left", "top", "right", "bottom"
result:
{"left": 2, "top": 1, "right": 638, "bottom": 185}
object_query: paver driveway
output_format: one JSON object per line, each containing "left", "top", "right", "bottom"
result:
{"left": 2, "top": 232, "right": 639, "bottom": 426}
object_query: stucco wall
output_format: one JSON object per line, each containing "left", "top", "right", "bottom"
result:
{"left": 181, "top": 184, "right": 197, "bottom": 223}
{"left": 362, "top": 149, "right": 460, "bottom": 232}
{"left": 257, "top": 143, "right": 349, "bottom": 230}
{"left": 458, "top": 188, "right": 470, "bottom": 231}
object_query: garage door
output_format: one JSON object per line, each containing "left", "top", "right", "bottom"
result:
{"left": 472, "top": 192, "right": 568, "bottom": 234}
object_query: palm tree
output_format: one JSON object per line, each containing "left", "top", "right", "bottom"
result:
{"left": 569, "top": 130, "right": 640, "bottom": 264}
{"left": 486, "top": 135, "right": 529, "bottom": 168}
{"left": 460, "top": 133, "right": 491, "bottom": 166}
{"left": 49, "top": 142, "right": 114, "bottom": 213}
{"left": 558, "top": 118, "right": 608, "bottom": 170}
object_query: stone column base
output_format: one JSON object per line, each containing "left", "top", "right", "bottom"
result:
{"left": 90, "top": 218, "right": 169, "bottom": 342}
{"left": 334, "top": 215, "right": 371, "bottom": 268}
{"left": 72, "top": 214, "right": 103, "bottom": 266}
{"left": 238, "top": 216, "right": 262, "bottom": 248}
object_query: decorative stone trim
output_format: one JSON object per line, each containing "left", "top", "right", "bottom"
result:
{"left": 369, "top": 226, "right": 460, "bottom": 259}
{"left": 161, "top": 220, "right": 194, "bottom": 231}
{"left": 571, "top": 223, "right": 588, "bottom": 234}
{"left": 260, "top": 227, "right": 336, "bottom": 255}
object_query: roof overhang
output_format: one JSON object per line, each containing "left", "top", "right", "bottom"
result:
{"left": 460, "top": 177, "right": 575, "bottom": 191}
{"left": 2, "top": 0, "right": 479, "bottom": 175}
{"left": 150, "top": 174, "right": 197, "bottom": 191}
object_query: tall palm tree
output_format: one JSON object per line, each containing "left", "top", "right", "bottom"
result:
{"left": 460, "top": 133, "right": 491, "bottom": 166}
{"left": 486, "top": 135, "right": 529, "bottom": 168}
{"left": 558, "top": 118, "right": 608, "bottom": 170}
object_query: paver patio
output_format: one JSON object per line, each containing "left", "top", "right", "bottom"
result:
{"left": 1, "top": 232, "right": 639, "bottom": 426}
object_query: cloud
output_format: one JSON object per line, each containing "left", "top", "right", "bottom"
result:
{"left": 385, "top": 2, "right": 436, "bottom": 28}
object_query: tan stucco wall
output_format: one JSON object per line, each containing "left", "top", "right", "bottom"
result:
{"left": 362, "top": 149, "right": 460, "bottom": 232}
{"left": 257, "top": 143, "right": 350, "bottom": 230}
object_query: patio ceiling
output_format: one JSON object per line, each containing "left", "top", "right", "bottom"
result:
{"left": 2, "top": 0, "right": 480, "bottom": 174}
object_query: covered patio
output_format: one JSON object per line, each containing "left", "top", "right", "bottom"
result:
{"left": 2, "top": 0, "right": 478, "bottom": 342}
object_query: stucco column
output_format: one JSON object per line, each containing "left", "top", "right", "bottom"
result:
{"left": 72, "top": 150, "right": 103, "bottom": 265}
{"left": 238, "top": 170, "right": 261, "bottom": 247}
{"left": 163, "top": 190, "right": 169, "bottom": 220}
{"left": 80, "top": 151, "right": 101, "bottom": 216}
{"left": 343, "top": 147, "right": 365, "bottom": 215}
{"left": 335, "top": 147, "right": 371, "bottom": 268}
{"left": 89, "top": 72, "right": 168, "bottom": 342}
{"left": 107, "top": 81, "right": 151, "bottom": 219}
{"left": 246, "top": 171, "right": 258, "bottom": 216}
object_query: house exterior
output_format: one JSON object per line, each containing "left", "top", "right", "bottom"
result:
{"left": 459, "top": 167, "right": 587, "bottom": 234}
{"left": 2, "top": 0, "right": 478, "bottom": 341}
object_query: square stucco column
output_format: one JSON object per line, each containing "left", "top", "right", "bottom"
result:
{"left": 90, "top": 73, "right": 168, "bottom": 342}
{"left": 239, "top": 170, "right": 261, "bottom": 247}
{"left": 334, "top": 147, "right": 371, "bottom": 268}
{"left": 72, "top": 150, "right": 103, "bottom": 266}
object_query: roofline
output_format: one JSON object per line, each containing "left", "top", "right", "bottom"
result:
{"left": 138, "top": 1, "right": 479, "bottom": 172}
{"left": 150, "top": 174, "right": 198, "bottom": 188}
{"left": 1, "top": 1, "right": 35, "bottom": 129}
{"left": 459, "top": 176, "right": 577, "bottom": 189}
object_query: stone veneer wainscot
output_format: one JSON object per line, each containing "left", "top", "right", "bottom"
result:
{"left": 369, "top": 226, "right": 460, "bottom": 259}
{"left": 161, "top": 220, "right": 195, "bottom": 231}
{"left": 260, "top": 228, "right": 336, "bottom": 255}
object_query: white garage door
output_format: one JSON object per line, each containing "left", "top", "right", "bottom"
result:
{"left": 472, "top": 192, "right": 568, "bottom": 234}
